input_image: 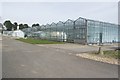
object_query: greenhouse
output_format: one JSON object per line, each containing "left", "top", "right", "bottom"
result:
{"left": 23, "top": 17, "right": 119, "bottom": 45}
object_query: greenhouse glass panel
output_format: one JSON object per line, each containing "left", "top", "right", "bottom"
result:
{"left": 56, "top": 21, "right": 66, "bottom": 41}
{"left": 50, "top": 22, "right": 57, "bottom": 41}
{"left": 64, "top": 19, "right": 74, "bottom": 42}
{"left": 23, "top": 17, "right": 118, "bottom": 45}
{"left": 74, "top": 17, "right": 87, "bottom": 44}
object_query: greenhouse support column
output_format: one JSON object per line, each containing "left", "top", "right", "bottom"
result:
{"left": 56, "top": 27, "right": 57, "bottom": 41}
{"left": 73, "top": 21, "right": 76, "bottom": 43}
{"left": 63, "top": 23, "right": 65, "bottom": 42}
{"left": 85, "top": 19, "right": 88, "bottom": 45}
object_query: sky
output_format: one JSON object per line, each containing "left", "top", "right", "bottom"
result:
{"left": 0, "top": 1, "right": 119, "bottom": 26}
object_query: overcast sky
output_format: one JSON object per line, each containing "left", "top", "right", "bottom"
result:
{"left": 1, "top": 2, "right": 118, "bottom": 26}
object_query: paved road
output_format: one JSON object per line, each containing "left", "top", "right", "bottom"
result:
{"left": 2, "top": 37, "right": 118, "bottom": 78}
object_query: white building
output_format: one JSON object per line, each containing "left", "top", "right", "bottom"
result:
{"left": 3, "top": 26, "right": 25, "bottom": 38}
{"left": 12, "top": 30, "right": 25, "bottom": 38}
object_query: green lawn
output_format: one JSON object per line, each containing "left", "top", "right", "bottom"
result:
{"left": 103, "top": 50, "right": 120, "bottom": 59}
{"left": 16, "top": 38, "right": 65, "bottom": 44}
{"left": 92, "top": 50, "right": 120, "bottom": 59}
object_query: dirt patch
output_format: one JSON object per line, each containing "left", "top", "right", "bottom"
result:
{"left": 76, "top": 53, "right": 118, "bottom": 65}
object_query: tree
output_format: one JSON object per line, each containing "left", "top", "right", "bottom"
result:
{"left": 32, "top": 23, "right": 40, "bottom": 27}
{"left": 32, "top": 24, "right": 36, "bottom": 27}
{"left": 18, "top": 23, "right": 29, "bottom": 30}
{"left": 13, "top": 22, "right": 18, "bottom": 30}
{"left": 24, "top": 24, "right": 29, "bottom": 28}
{"left": 3, "top": 20, "right": 13, "bottom": 31}
{"left": 19, "top": 24, "right": 24, "bottom": 30}
{"left": 36, "top": 23, "right": 39, "bottom": 26}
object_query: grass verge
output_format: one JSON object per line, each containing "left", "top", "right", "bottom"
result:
{"left": 92, "top": 50, "right": 120, "bottom": 59}
{"left": 103, "top": 50, "right": 120, "bottom": 59}
{"left": 16, "top": 38, "right": 65, "bottom": 44}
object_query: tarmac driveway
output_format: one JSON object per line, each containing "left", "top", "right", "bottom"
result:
{"left": 2, "top": 37, "right": 118, "bottom": 78}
